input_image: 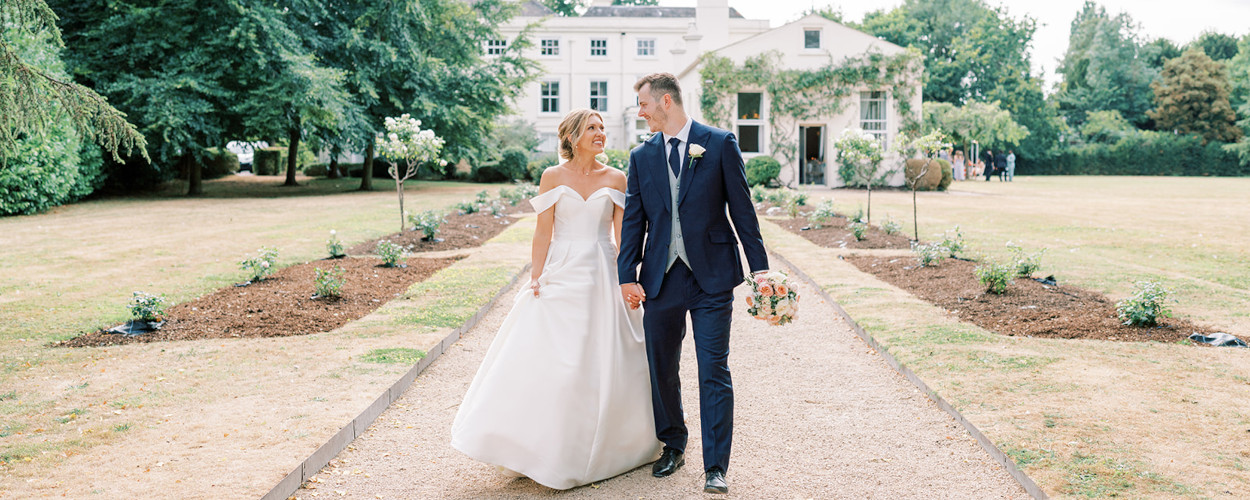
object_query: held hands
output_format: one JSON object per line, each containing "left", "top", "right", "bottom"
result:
{"left": 620, "top": 283, "right": 646, "bottom": 310}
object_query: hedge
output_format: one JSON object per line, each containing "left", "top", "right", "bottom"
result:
{"left": 1025, "top": 131, "right": 1248, "bottom": 177}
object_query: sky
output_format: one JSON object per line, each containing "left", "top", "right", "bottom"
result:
{"left": 667, "top": 0, "right": 1250, "bottom": 92}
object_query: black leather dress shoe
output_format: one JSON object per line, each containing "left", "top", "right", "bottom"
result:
{"left": 704, "top": 467, "right": 728, "bottom": 494}
{"left": 651, "top": 448, "right": 684, "bottom": 477}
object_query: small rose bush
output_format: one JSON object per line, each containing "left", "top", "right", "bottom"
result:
{"left": 314, "top": 265, "right": 346, "bottom": 298}
{"left": 376, "top": 240, "right": 404, "bottom": 267}
{"left": 327, "top": 230, "right": 345, "bottom": 258}
{"left": 1116, "top": 280, "right": 1174, "bottom": 326}
{"left": 128, "top": 291, "right": 166, "bottom": 322}
{"left": 240, "top": 247, "right": 279, "bottom": 282}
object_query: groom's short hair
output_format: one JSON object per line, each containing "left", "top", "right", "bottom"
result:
{"left": 634, "top": 73, "right": 683, "bottom": 106}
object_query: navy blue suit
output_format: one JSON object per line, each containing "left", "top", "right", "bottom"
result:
{"left": 617, "top": 120, "right": 768, "bottom": 472}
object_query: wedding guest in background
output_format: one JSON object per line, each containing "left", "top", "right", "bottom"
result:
{"left": 1006, "top": 150, "right": 1016, "bottom": 182}
{"left": 952, "top": 150, "right": 965, "bottom": 181}
{"left": 994, "top": 150, "right": 1007, "bottom": 181}
{"left": 983, "top": 149, "right": 995, "bottom": 182}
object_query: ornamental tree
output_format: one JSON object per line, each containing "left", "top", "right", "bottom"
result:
{"left": 377, "top": 115, "right": 446, "bottom": 232}
{"left": 833, "top": 129, "right": 885, "bottom": 224}
{"left": 892, "top": 130, "right": 949, "bottom": 241}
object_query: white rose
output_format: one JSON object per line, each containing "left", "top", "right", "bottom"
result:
{"left": 688, "top": 144, "right": 706, "bottom": 157}
{"left": 439, "top": 160, "right": 449, "bottom": 167}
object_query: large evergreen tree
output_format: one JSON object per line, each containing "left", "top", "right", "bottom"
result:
{"left": 1148, "top": 47, "right": 1241, "bottom": 144}
{"left": 1052, "top": 2, "right": 1156, "bottom": 130}
{"left": 0, "top": 0, "right": 145, "bottom": 162}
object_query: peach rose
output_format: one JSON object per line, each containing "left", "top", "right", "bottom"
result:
{"left": 745, "top": 295, "right": 754, "bottom": 307}
{"left": 775, "top": 284, "right": 788, "bottom": 296}
{"left": 759, "top": 284, "right": 774, "bottom": 297}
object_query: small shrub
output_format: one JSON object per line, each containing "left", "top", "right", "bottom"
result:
{"left": 912, "top": 242, "right": 947, "bottom": 267}
{"left": 940, "top": 226, "right": 966, "bottom": 257}
{"left": 808, "top": 200, "right": 837, "bottom": 228}
{"left": 602, "top": 149, "right": 630, "bottom": 171}
{"left": 313, "top": 265, "right": 346, "bottom": 298}
{"left": 128, "top": 292, "right": 166, "bottom": 322}
{"left": 488, "top": 201, "right": 505, "bottom": 217}
{"left": 527, "top": 152, "right": 559, "bottom": 181}
{"left": 744, "top": 156, "right": 781, "bottom": 186}
{"left": 850, "top": 206, "right": 865, "bottom": 223}
{"left": 1116, "top": 280, "right": 1174, "bottom": 326}
{"left": 881, "top": 217, "right": 901, "bottom": 235}
{"left": 497, "top": 148, "right": 529, "bottom": 181}
{"left": 515, "top": 182, "right": 539, "bottom": 199}
{"left": 848, "top": 221, "right": 867, "bottom": 241}
{"left": 1009, "top": 245, "right": 1046, "bottom": 277}
{"left": 475, "top": 190, "right": 491, "bottom": 204}
{"left": 454, "top": 200, "right": 479, "bottom": 215}
{"left": 240, "top": 247, "right": 279, "bottom": 282}
{"left": 784, "top": 197, "right": 802, "bottom": 218}
{"left": 376, "top": 240, "right": 405, "bottom": 267}
{"left": 750, "top": 185, "right": 767, "bottom": 202}
{"left": 975, "top": 260, "right": 1015, "bottom": 294}
{"left": 408, "top": 210, "right": 444, "bottom": 241}
{"left": 326, "top": 230, "right": 345, "bottom": 258}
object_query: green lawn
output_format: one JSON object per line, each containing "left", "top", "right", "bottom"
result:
{"left": 0, "top": 175, "right": 504, "bottom": 343}
{"left": 807, "top": 175, "right": 1250, "bottom": 335}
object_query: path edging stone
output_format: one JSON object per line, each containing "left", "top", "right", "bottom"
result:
{"left": 261, "top": 263, "right": 531, "bottom": 500}
{"left": 769, "top": 250, "right": 1048, "bottom": 500}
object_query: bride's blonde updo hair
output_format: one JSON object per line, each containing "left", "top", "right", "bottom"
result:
{"left": 557, "top": 108, "right": 603, "bottom": 160}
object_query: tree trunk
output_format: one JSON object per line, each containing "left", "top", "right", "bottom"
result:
{"left": 359, "top": 141, "right": 374, "bottom": 191}
{"left": 396, "top": 176, "right": 406, "bottom": 232}
{"left": 284, "top": 125, "right": 300, "bottom": 187}
{"left": 912, "top": 188, "right": 919, "bottom": 242}
{"left": 865, "top": 182, "right": 872, "bottom": 224}
{"left": 327, "top": 155, "right": 340, "bottom": 179}
{"left": 186, "top": 153, "right": 203, "bottom": 196}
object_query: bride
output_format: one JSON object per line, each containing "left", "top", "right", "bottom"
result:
{"left": 450, "top": 108, "right": 662, "bottom": 489}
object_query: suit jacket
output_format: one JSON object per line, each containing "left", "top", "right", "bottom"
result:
{"left": 617, "top": 120, "right": 769, "bottom": 295}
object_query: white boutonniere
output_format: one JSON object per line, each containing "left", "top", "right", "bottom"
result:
{"left": 686, "top": 143, "right": 705, "bottom": 172}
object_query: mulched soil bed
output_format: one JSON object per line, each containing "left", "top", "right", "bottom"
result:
{"left": 59, "top": 256, "right": 461, "bottom": 348}
{"left": 771, "top": 214, "right": 913, "bottom": 250}
{"left": 348, "top": 211, "right": 517, "bottom": 255}
{"left": 844, "top": 254, "right": 1218, "bottom": 343}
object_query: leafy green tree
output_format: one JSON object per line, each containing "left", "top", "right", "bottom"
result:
{"left": 1053, "top": 2, "right": 1156, "bottom": 129}
{"left": 1189, "top": 30, "right": 1240, "bottom": 61}
{"left": 1229, "top": 34, "right": 1250, "bottom": 120}
{"left": 1142, "top": 37, "right": 1182, "bottom": 69}
{"left": 923, "top": 101, "right": 1028, "bottom": 153}
{"left": 1148, "top": 47, "right": 1242, "bottom": 144}
{"left": 612, "top": 0, "right": 657, "bottom": 5}
{"left": 1078, "top": 110, "right": 1134, "bottom": 144}
{"left": 0, "top": 0, "right": 145, "bottom": 163}
{"left": 807, "top": 5, "right": 844, "bottom": 23}
{"left": 542, "top": 0, "right": 583, "bottom": 17}
{"left": 857, "top": 0, "right": 1056, "bottom": 164}
{"left": 314, "top": 0, "right": 538, "bottom": 191}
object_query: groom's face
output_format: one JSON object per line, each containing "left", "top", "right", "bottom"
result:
{"left": 636, "top": 84, "right": 669, "bottom": 133}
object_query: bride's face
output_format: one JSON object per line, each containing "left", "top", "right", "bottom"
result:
{"left": 575, "top": 115, "right": 606, "bottom": 158}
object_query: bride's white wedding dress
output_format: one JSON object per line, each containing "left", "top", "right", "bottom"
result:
{"left": 450, "top": 185, "right": 661, "bottom": 490}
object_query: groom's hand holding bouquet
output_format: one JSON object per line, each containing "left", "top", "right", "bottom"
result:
{"left": 745, "top": 271, "right": 799, "bottom": 326}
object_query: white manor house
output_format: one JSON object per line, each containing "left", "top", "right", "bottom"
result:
{"left": 495, "top": 0, "right": 923, "bottom": 187}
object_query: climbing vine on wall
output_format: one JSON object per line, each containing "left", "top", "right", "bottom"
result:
{"left": 698, "top": 48, "right": 923, "bottom": 168}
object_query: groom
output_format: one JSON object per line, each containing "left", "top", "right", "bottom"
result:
{"left": 617, "top": 73, "right": 769, "bottom": 494}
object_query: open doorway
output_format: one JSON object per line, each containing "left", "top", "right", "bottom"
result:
{"left": 798, "top": 125, "right": 825, "bottom": 185}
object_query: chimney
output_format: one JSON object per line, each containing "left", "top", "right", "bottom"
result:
{"left": 695, "top": 0, "right": 729, "bottom": 52}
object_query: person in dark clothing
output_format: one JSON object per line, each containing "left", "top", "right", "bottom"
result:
{"left": 993, "top": 151, "right": 1007, "bottom": 181}
{"left": 983, "top": 149, "right": 995, "bottom": 182}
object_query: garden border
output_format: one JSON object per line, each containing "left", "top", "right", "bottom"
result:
{"left": 770, "top": 250, "right": 1048, "bottom": 499}
{"left": 261, "top": 263, "right": 532, "bottom": 500}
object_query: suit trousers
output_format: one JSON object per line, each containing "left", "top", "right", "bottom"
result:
{"left": 643, "top": 259, "right": 735, "bottom": 472}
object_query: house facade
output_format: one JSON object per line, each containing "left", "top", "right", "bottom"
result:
{"left": 496, "top": 0, "right": 922, "bottom": 187}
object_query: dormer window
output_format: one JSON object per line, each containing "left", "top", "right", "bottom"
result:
{"left": 804, "top": 29, "right": 821, "bottom": 49}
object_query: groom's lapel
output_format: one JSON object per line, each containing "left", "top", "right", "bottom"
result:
{"left": 646, "top": 133, "right": 671, "bottom": 213}
{"left": 678, "top": 121, "right": 712, "bottom": 207}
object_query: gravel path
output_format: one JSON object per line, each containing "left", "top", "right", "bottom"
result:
{"left": 295, "top": 272, "right": 1028, "bottom": 499}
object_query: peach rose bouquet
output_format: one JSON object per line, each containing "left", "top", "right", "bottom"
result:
{"left": 744, "top": 271, "right": 799, "bottom": 326}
